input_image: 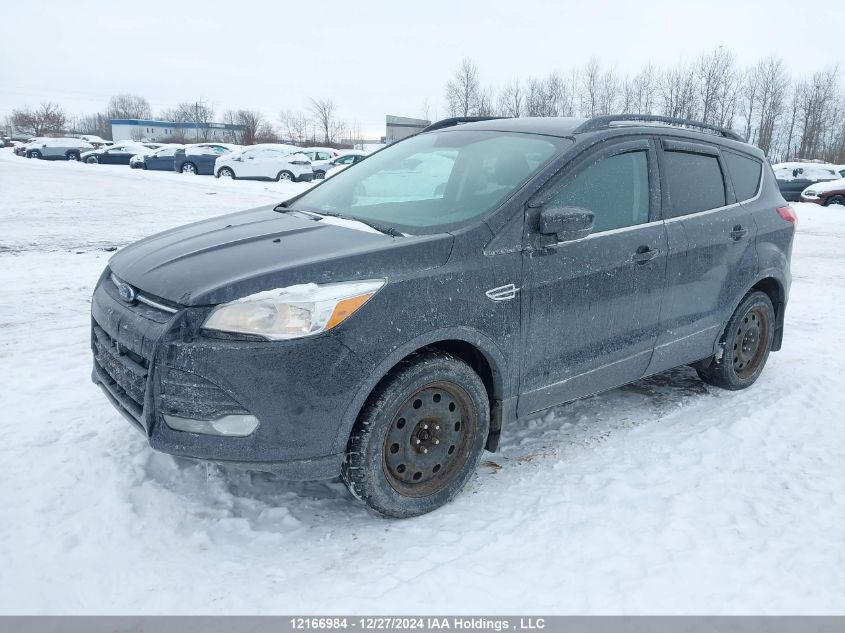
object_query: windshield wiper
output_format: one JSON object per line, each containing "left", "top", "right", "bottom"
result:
{"left": 276, "top": 205, "right": 401, "bottom": 237}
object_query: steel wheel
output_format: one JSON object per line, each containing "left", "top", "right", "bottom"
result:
{"left": 382, "top": 381, "right": 476, "bottom": 497}
{"left": 732, "top": 306, "right": 769, "bottom": 379}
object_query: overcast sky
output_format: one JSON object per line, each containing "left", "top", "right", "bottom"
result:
{"left": 1, "top": 0, "right": 840, "bottom": 138}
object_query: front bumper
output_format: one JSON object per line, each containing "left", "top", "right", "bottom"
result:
{"left": 90, "top": 273, "right": 362, "bottom": 479}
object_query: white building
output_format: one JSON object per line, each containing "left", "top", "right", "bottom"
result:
{"left": 110, "top": 119, "right": 246, "bottom": 142}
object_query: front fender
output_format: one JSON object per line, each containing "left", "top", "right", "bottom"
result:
{"left": 330, "top": 326, "right": 511, "bottom": 454}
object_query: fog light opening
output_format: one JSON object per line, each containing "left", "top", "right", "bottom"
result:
{"left": 162, "top": 414, "right": 259, "bottom": 437}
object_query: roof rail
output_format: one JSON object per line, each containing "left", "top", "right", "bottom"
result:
{"left": 573, "top": 114, "right": 745, "bottom": 142}
{"left": 421, "top": 116, "right": 508, "bottom": 133}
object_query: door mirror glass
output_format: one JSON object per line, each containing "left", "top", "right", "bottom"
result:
{"left": 539, "top": 206, "right": 595, "bottom": 241}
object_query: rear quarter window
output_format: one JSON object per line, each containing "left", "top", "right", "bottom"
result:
{"left": 724, "top": 151, "right": 762, "bottom": 201}
{"left": 663, "top": 150, "right": 726, "bottom": 217}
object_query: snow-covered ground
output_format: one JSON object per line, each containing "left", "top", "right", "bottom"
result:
{"left": 2, "top": 150, "right": 845, "bottom": 615}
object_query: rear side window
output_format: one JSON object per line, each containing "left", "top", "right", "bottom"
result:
{"left": 663, "top": 150, "right": 726, "bottom": 217}
{"left": 724, "top": 152, "right": 762, "bottom": 201}
{"left": 546, "top": 151, "right": 650, "bottom": 233}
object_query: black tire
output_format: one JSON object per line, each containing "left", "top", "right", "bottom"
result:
{"left": 180, "top": 162, "right": 197, "bottom": 174}
{"left": 342, "top": 350, "right": 490, "bottom": 518}
{"left": 696, "top": 290, "right": 775, "bottom": 390}
{"left": 217, "top": 167, "right": 235, "bottom": 179}
{"left": 277, "top": 170, "right": 294, "bottom": 182}
{"left": 28, "top": 150, "right": 41, "bottom": 159}
{"left": 67, "top": 151, "right": 79, "bottom": 161}
{"left": 315, "top": 170, "right": 326, "bottom": 179}
{"left": 827, "top": 195, "right": 845, "bottom": 207}
{"left": 85, "top": 155, "right": 99, "bottom": 164}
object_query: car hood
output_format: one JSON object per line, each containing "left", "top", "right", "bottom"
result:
{"left": 108, "top": 204, "right": 453, "bottom": 306}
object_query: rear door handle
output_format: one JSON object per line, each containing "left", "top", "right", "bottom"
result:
{"left": 730, "top": 225, "right": 748, "bottom": 241}
{"left": 631, "top": 246, "right": 659, "bottom": 264}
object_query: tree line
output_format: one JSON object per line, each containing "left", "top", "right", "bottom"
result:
{"left": 444, "top": 49, "right": 845, "bottom": 163}
{"left": 6, "top": 94, "right": 357, "bottom": 147}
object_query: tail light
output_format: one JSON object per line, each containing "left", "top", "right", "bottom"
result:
{"left": 776, "top": 205, "right": 797, "bottom": 225}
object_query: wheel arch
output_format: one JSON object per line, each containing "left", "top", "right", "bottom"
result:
{"left": 749, "top": 275, "right": 786, "bottom": 351}
{"left": 333, "top": 329, "right": 511, "bottom": 455}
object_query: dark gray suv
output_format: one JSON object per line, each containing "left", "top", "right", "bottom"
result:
{"left": 91, "top": 115, "right": 795, "bottom": 517}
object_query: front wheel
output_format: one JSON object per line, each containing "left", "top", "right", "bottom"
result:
{"left": 85, "top": 156, "right": 99, "bottom": 164}
{"left": 696, "top": 290, "right": 775, "bottom": 390}
{"left": 67, "top": 151, "right": 80, "bottom": 161}
{"left": 180, "top": 162, "right": 197, "bottom": 174}
{"left": 342, "top": 350, "right": 490, "bottom": 518}
{"left": 28, "top": 150, "right": 41, "bottom": 159}
{"left": 277, "top": 170, "right": 294, "bottom": 181}
{"left": 827, "top": 195, "right": 845, "bottom": 207}
{"left": 217, "top": 167, "right": 235, "bottom": 179}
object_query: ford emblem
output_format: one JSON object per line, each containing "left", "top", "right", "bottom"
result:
{"left": 117, "top": 282, "right": 136, "bottom": 303}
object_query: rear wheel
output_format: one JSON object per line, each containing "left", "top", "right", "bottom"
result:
{"left": 696, "top": 290, "right": 775, "bottom": 390}
{"left": 277, "top": 170, "right": 294, "bottom": 181}
{"left": 827, "top": 195, "right": 845, "bottom": 207}
{"left": 67, "top": 151, "right": 80, "bottom": 161}
{"left": 342, "top": 350, "right": 490, "bottom": 518}
{"left": 181, "top": 162, "right": 197, "bottom": 174}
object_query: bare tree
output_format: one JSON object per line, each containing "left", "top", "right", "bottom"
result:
{"left": 173, "top": 100, "right": 215, "bottom": 141}
{"left": 445, "top": 58, "right": 481, "bottom": 117}
{"left": 580, "top": 58, "right": 602, "bottom": 117}
{"left": 309, "top": 97, "right": 337, "bottom": 144}
{"left": 70, "top": 112, "right": 111, "bottom": 139}
{"left": 279, "top": 109, "right": 310, "bottom": 145}
{"left": 107, "top": 94, "right": 152, "bottom": 120}
{"left": 797, "top": 66, "right": 840, "bottom": 159}
{"left": 11, "top": 102, "right": 66, "bottom": 136}
{"left": 498, "top": 78, "right": 523, "bottom": 117}
{"left": 658, "top": 62, "right": 699, "bottom": 120}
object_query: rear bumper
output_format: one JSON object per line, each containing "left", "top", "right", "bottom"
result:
{"left": 90, "top": 273, "right": 362, "bottom": 480}
{"left": 296, "top": 172, "right": 314, "bottom": 182}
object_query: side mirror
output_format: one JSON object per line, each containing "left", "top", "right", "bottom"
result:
{"left": 539, "top": 206, "right": 595, "bottom": 242}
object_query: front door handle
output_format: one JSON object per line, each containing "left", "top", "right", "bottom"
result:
{"left": 631, "top": 245, "right": 659, "bottom": 264}
{"left": 730, "top": 225, "right": 748, "bottom": 241}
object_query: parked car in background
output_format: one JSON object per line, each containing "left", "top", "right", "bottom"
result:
{"left": 323, "top": 152, "right": 369, "bottom": 179}
{"left": 78, "top": 135, "right": 114, "bottom": 149}
{"left": 25, "top": 138, "right": 94, "bottom": 161}
{"left": 81, "top": 142, "right": 159, "bottom": 165}
{"left": 214, "top": 144, "right": 314, "bottom": 182}
{"left": 300, "top": 147, "right": 340, "bottom": 178}
{"left": 772, "top": 162, "right": 840, "bottom": 201}
{"left": 174, "top": 143, "right": 238, "bottom": 175}
{"left": 131, "top": 144, "right": 184, "bottom": 171}
{"left": 801, "top": 178, "right": 845, "bottom": 206}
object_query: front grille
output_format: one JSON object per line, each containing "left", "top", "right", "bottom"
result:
{"left": 93, "top": 322, "right": 150, "bottom": 425}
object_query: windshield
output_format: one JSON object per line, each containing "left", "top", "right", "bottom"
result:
{"left": 290, "top": 130, "right": 567, "bottom": 233}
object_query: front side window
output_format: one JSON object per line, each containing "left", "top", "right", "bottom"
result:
{"left": 664, "top": 150, "right": 726, "bottom": 217}
{"left": 545, "top": 151, "right": 650, "bottom": 233}
{"left": 292, "top": 130, "right": 566, "bottom": 233}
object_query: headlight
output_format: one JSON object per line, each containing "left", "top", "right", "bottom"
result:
{"left": 202, "top": 279, "right": 385, "bottom": 340}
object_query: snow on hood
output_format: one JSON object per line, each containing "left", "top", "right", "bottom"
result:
{"left": 803, "top": 178, "right": 845, "bottom": 195}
